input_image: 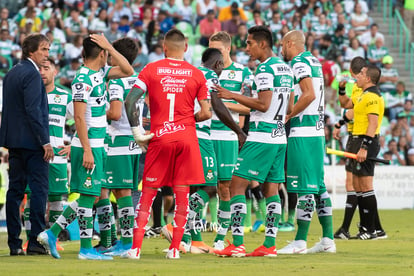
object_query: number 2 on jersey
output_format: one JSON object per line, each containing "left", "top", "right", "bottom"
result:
{"left": 274, "top": 93, "right": 290, "bottom": 121}
{"left": 166, "top": 93, "right": 175, "bottom": 121}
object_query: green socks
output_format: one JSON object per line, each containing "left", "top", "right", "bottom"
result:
{"left": 96, "top": 198, "right": 112, "bottom": 248}
{"left": 48, "top": 194, "right": 63, "bottom": 227}
{"left": 230, "top": 195, "right": 246, "bottom": 247}
{"left": 50, "top": 200, "right": 78, "bottom": 237}
{"left": 263, "top": 195, "right": 281, "bottom": 248}
{"left": 214, "top": 200, "right": 230, "bottom": 242}
{"left": 78, "top": 195, "right": 96, "bottom": 249}
{"left": 295, "top": 194, "right": 315, "bottom": 241}
{"left": 316, "top": 192, "right": 334, "bottom": 239}
{"left": 117, "top": 196, "right": 134, "bottom": 245}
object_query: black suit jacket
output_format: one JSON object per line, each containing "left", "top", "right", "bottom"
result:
{"left": 0, "top": 59, "right": 49, "bottom": 150}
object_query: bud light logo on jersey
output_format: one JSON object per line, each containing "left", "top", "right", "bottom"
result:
{"left": 157, "top": 67, "right": 192, "bottom": 77}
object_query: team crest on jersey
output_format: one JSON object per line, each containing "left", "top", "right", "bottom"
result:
{"left": 54, "top": 95, "right": 62, "bottom": 103}
{"left": 206, "top": 170, "right": 214, "bottom": 180}
{"left": 83, "top": 176, "right": 92, "bottom": 189}
{"left": 228, "top": 70, "right": 236, "bottom": 79}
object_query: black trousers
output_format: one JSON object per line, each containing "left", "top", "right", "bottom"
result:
{"left": 6, "top": 148, "right": 48, "bottom": 250}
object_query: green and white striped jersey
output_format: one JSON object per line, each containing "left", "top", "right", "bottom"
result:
{"left": 211, "top": 62, "right": 251, "bottom": 140}
{"left": 71, "top": 65, "right": 111, "bottom": 148}
{"left": 48, "top": 87, "right": 73, "bottom": 164}
{"left": 289, "top": 51, "right": 325, "bottom": 138}
{"left": 107, "top": 72, "right": 144, "bottom": 155}
{"left": 249, "top": 57, "right": 294, "bottom": 144}
{"left": 195, "top": 66, "right": 219, "bottom": 139}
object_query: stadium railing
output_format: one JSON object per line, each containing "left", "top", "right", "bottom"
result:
{"left": 378, "top": 0, "right": 414, "bottom": 83}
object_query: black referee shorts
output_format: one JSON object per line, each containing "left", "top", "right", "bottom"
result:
{"left": 345, "top": 135, "right": 354, "bottom": 173}
{"left": 350, "top": 135, "right": 380, "bottom": 177}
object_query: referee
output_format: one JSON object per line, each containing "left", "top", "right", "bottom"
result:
{"left": 336, "top": 64, "right": 386, "bottom": 240}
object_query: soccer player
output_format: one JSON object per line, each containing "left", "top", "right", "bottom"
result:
{"left": 93, "top": 37, "right": 141, "bottom": 255}
{"left": 278, "top": 30, "right": 336, "bottom": 254}
{"left": 123, "top": 29, "right": 211, "bottom": 260}
{"left": 38, "top": 34, "right": 134, "bottom": 260}
{"left": 23, "top": 57, "right": 72, "bottom": 251}
{"left": 208, "top": 31, "right": 252, "bottom": 250}
{"left": 214, "top": 25, "right": 294, "bottom": 257}
{"left": 335, "top": 64, "right": 386, "bottom": 240}
{"left": 162, "top": 48, "right": 247, "bottom": 253}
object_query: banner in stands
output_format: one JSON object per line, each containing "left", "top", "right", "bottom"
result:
{"left": 325, "top": 165, "right": 414, "bottom": 210}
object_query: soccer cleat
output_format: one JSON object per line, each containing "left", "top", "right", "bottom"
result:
{"left": 78, "top": 248, "right": 113, "bottom": 260}
{"left": 179, "top": 241, "right": 190, "bottom": 253}
{"left": 376, "top": 230, "right": 388, "bottom": 239}
{"left": 161, "top": 224, "right": 173, "bottom": 243}
{"left": 278, "top": 222, "right": 295, "bottom": 232}
{"left": 22, "top": 240, "right": 28, "bottom": 252}
{"left": 356, "top": 230, "right": 377, "bottom": 240}
{"left": 334, "top": 227, "right": 351, "bottom": 240}
{"left": 246, "top": 245, "right": 277, "bottom": 257}
{"left": 37, "top": 230, "right": 60, "bottom": 259}
{"left": 93, "top": 243, "right": 112, "bottom": 254}
{"left": 56, "top": 240, "right": 64, "bottom": 251}
{"left": 278, "top": 240, "right": 307, "bottom": 254}
{"left": 213, "top": 240, "right": 225, "bottom": 251}
{"left": 190, "top": 241, "right": 214, "bottom": 254}
{"left": 215, "top": 243, "right": 246, "bottom": 257}
{"left": 120, "top": 247, "right": 141, "bottom": 259}
{"left": 104, "top": 243, "right": 132, "bottom": 256}
{"left": 144, "top": 226, "right": 162, "bottom": 238}
{"left": 252, "top": 220, "right": 263, "bottom": 232}
{"left": 307, "top": 238, "right": 336, "bottom": 253}
{"left": 166, "top": 248, "right": 180, "bottom": 259}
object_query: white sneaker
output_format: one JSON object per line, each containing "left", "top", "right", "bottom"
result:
{"left": 120, "top": 248, "right": 141, "bottom": 259}
{"left": 213, "top": 240, "right": 225, "bottom": 251}
{"left": 278, "top": 240, "right": 307, "bottom": 254}
{"left": 307, "top": 238, "right": 336, "bottom": 253}
{"left": 166, "top": 248, "right": 180, "bottom": 259}
{"left": 180, "top": 241, "right": 191, "bottom": 253}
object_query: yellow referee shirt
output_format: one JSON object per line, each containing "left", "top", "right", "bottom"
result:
{"left": 352, "top": 86, "right": 384, "bottom": 135}
{"left": 347, "top": 84, "right": 364, "bottom": 133}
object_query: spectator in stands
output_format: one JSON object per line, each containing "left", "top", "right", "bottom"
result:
{"left": 88, "top": 8, "right": 109, "bottom": 34}
{"left": 41, "top": 17, "right": 67, "bottom": 45}
{"left": 397, "top": 99, "right": 414, "bottom": 125}
{"left": 148, "top": 44, "right": 164, "bottom": 62}
{"left": 269, "top": 12, "right": 284, "bottom": 35}
{"left": 57, "top": 58, "right": 81, "bottom": 88}
{"left": 386, "top": 138, "right": 406, "bottom": 165}
{"left": 108, "top": 0, "right": 133, "bottom": 25}
{"left": 118, "top": 15, "right": 131, "bottom": 35}
{"left": 138, "top": 0, "right": 156, "bottom": 22}
{"left": 196, "top": 0, "right": 218, "bottom": 24}
{"left": 359, "top": 23, "right": 384, "bottom": 52}
{"left": 64, "top": 34, "right": 83, "bottom": 63}
{"left": 127, "top": 20, "right": 148, "bottom": 55}
{"left": 308, "top": 5, "right": 323, "bottom": 28}
{"left": 177, "top": 0, "right": 194, "bottom": 24}
{"left": 264, "top": 0, "right": 281, "bottom": 22}
{"left": 161, "top": 0, "right": 182, "bottom": 23}
{"left": 331, "top": 23, "right": 347, "bottom": 54}
{"left": 279, "top": 0, "right": 297, "bottom": 20}
{"left": 407, "top": 148, "right": 414, "bottom": 165}
{"left": 247, "top": 9, "right": 264, "bottom": 28}
{"left": 0, "top": 28, "right": 14, "bottom": 70}
{"left": 86, "top": 0, "right": 101, "bottom": 23}
{"left": 222, "top": 9, "right": 243, "bottom": 37}
{"left": 19, "top": 7, "right": 43, "bottom": 34}
{"left": 343, "top": 38, "right": 365, "bottom": 70}
{"left": 404, "top": 0, "right": 414, "bottom": 40}
{"left": 319, "top": 34, "right": 342, "bottom": 64}
{"left": 379, "top": 55, "right": 399, "bottom": 93}
{"left": 45, "top": 31, "right": 63, "bottom": 65}
{"left": 1, "top": 7, "right": 18, "bottom": 39}
{"left": 64, "top": 7, "right": 88, "bottom": 43}
{"left": 14, "top": 0, "right": 43, "bottom": 27}
{"left": 232, "top": 23, "right": 247, "bottom": 53}
{"left": 305, "top": 32, "right": 316, "bottom": 52}
{"left": 350, "top": 2, "right": 370, "bottom": 35}
{"left": 158, "top": 10, "right": 174, "bottom": 34}
{"left": 386, "top": 81, "right": 413, "bottom": 122}
{"left": 104, "top": 19, "right": 123, "bottom": 42}
{"left": 328, "top": 2, "right": 346, "bottom": 27}
{"left": 218, "top": 2, "right": 248, "bottom": 22}
{"left": 199, "top": 9, "right": 221, "bottom": 47}
{"left": 367, "top": 38, "right": 388, "bottom": 68}
{"left": 132, "top": 40, "right": 149, "bottom": 73}
{"left": 146, "top": 20, "right": 164, "bottom": 51}
{"left": 343, "top": 0, "right": 370, "bottom": 15}
{"left": 336, "top": 13, "right": 352, "bottom": 34}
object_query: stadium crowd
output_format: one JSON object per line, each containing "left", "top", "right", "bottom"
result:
{"left": 0, "top": 0, "right": 412, "bottom": 259}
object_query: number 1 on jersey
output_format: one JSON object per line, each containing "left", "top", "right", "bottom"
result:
{"left": 166, "top": 93, "right": 175, "bottom": 121}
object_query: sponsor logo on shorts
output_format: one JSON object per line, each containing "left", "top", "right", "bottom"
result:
{"left": 248, "top": 170, "right": 259, "bottom": 176}
{"left": 55, "top": 177, "right": 68, "bottom": 182}
{"left": 307, "top": 184, "right": 317, "bottom": 189}
{"left": 107, "top": 176, "right": 113, "bottom": 183}
{"left": 291, "top": 180, "right": 298, "bottom": 188}
{"left": 220, "top": 163, "right": 235, "bottom": 167}
{"left": 156, "top": 122, "right": 185, "bottom": 137}
{"left": 146, "top": 177, "right": 157, "bottom": 182}
{"left": 129, "top": 141, "right": 140, "bottom": 151}
{"left": 123, "top": 179, "right": 133, "bottom": 183}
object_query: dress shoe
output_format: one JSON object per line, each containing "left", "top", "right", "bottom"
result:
{"left": 27, "top": 245, "right": 47, "bottom": 255}
{"left": 10, "top": 248, "right": 25, "bottom": 256}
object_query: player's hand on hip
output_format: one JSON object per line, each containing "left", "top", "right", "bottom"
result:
{"left": 82, "top": 150, "right": 95, "bottom": 170}
{"left": 43, "top": 144, "right": 54, "bottom": 162}
{"left": 332, "top": 127, "right": 341, "bottom": 140}
{"left": 131, "top": 126, "right": 154, "bottom": 144}
{"left": 58, "top": 145, "right": 71, "bottom": 159}
{"left": 356, "top": 148, "right": 367, "bottom": 163}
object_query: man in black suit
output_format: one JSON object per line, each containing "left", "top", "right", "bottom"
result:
{"left": 0, "top": 33, "right": 54, "bottom": 256}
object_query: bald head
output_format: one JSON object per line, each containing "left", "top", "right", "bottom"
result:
{"left": 281, "top": 30, "right": 306, "bottom": 62}
{"left": 283, "top": 30, "right": 305, "bottom": 46}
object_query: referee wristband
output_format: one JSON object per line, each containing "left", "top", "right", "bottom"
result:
{"left": 335, "top": 119, "right": 346, "bottom": 129}
{"left": 342, "top": 113, "right": 351, "bottom": 123}
{"left": 338, "top": 87, "right": 346, "bottom": 96}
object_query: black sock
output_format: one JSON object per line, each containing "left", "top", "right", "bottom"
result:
{"left": 279, "top": 188, "right": 285, "bottom": 214}
{"left": 251, "top": 185, "right": 264, "bottom": 201}
{"left": 362, "top": 190, "right": 376, "bottom": 233}
{"left": 357, "top": 192, "right": 365, "bottom": 230}
{"left": 152, "top": 191, "right": 162, "bottom": 228}
{"left": 287, "top": 192, "right": 297, "bottom": 212}
{"left": 341, "top": 191, "right": 358, "bottom": 232}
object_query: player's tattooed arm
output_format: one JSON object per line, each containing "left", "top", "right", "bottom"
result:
{"left": 195, "top": 99, "right": 212, "bottom": 122}
{"left": 211, "top": 91, "right": 247, "bottom": 147}
{"left": 125, "top": 86, "right": 154, "bottom": 143}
